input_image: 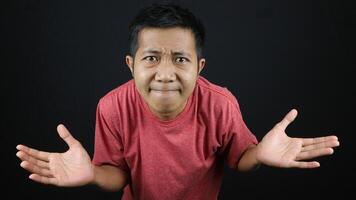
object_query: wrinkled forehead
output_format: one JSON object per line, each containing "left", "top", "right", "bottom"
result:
{"left": 136, "top": 27, "right": 197, "bottom": 56}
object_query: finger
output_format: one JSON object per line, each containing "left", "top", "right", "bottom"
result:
{"left": 57, "top": 124, "right": 79, "bottom": 148}
{"left": 302, "top": 135, "right": 338, "bottom": 146}
{"left": 16, "top": 151, "right": 49, "bottom": 169}
{"left": 301, "top": 140, "right": 340, "bottom": 152}
{"left": 20, "top": 161, "right": 53, "bottom": 177}
{"left": 29, "top": 174, "right": 58, "bottom": 185}
{"left": 291, "top": 161, "right": 320, "bottom": 168}
{"left": 275, "top": 109, "right": 298, "bottom": 131}
{"left": 296, "top": 148, "right": 334, "bottom": 160}
{"left": 16, "top": 144, "right": 50, "bottom": 162}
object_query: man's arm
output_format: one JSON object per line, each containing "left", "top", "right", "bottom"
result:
{"left": 236, "top": 109, "right": 339, "bottom": 171}
{"left": 17, "top": 124, "right": 129, "bottom": 191}
{"left": 236, "top": 145, "right": 260, "bottom": 172}
{"left": 92, "top": 165, "right": 129, "bottom": 191}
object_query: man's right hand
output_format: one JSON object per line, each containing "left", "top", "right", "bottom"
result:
{"left": 16, "top": 124, "right": 95, "bottom": 187}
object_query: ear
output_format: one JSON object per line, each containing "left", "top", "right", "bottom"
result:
{"left": 126, "top": 55, "right": 134, "bottom": 77}
{"left": 197, "top": 58, "right": 206, "bottom": 74}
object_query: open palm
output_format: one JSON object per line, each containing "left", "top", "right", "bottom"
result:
{"left": 16, "top": 124, "right": 94, "bottom": 186}
{"left": 256, "top": 109, "right": 339, "bottom": 168}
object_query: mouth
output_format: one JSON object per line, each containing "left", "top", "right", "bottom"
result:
{"left": 149, "top": 82, "right": 182, "bottom": 96}
{"left": 149, "top": 88, "right": 181, "bottom": 97}
{"left": 150, "top": 89, "right": 179, "bottom": 93}
{"left": 149, "top": 87, "right": 180, "bottom": 92}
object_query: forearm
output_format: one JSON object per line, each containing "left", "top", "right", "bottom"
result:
{"left": 92, "top": 165, "right": 129, "bottom": 191}
{"left": 236, "top": 145, "right": 261, "bottom": 172}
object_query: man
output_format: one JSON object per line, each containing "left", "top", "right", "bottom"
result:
{"left": 16, "top": 3, "right": 340, "bottom": 200}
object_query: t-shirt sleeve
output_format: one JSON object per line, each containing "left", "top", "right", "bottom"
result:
{"left": 218, "top": 96, "right": 258, "bottom": 169}
{"left": 92, "top": 97, "right": 129, "bottom": 172}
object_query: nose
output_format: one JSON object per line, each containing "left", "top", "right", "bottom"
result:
{"left": 154, "top": 61, "right": 176, "bottom": 83}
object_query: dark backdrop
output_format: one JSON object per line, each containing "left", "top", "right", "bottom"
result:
{"left": 2, "top": 0, "right": 355, "bottom": 199}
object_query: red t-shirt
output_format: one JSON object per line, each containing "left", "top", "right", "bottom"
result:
{"left": 92, "top": 76, "right": 258, "bottom": 200}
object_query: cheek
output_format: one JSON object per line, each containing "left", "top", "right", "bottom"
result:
{"left": 134, "top": 68, "right": 155, "bottom": 91}
{"left": 180, "top": 74, "right": 198, "bottom": 93}
{"left": 134, "top": 65, "right": 150, "bottom": 79}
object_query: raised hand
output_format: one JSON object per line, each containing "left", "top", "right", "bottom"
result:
{"left": 16, "top": 124, "right": 94, "bottom": 186}
{"left": 256, "top": 109, "right": 340, "bottom": 168}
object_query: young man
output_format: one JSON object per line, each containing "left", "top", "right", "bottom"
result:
{"left": 16, "top": 3, "right": 340, "bottom": 200}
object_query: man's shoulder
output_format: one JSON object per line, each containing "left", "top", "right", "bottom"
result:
{"left": 101, "top": 79, "right": 134, "bottom": 99}
{"left": 196, "top": 77, "right": 244, "bottom": 127}
{"left": 196, "top": 76, "right": 239, "bottom": 106}
{"left": 97, "top": 79, "right": 135, "bottom": 109}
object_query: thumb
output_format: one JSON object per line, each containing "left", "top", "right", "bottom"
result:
{"left": 276, "top": 109, "right": 298, "bottom": 131}
{"left": 57, "top": 124, "right": 79, "bottom": 148}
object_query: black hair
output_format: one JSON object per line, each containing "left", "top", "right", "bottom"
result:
{"left": 128, "top": 3, "right": 205, "bottom": 59}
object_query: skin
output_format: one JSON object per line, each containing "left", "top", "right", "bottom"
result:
{"left": 16, "top": 27, "right": 340, "bottom": 191}
{"left": 16, "top": 125, "right": 128, "bottom": 190}
{"left": 126, "top": 27, "right": 205, "bottom": 120}
{"left": 238, "top": 109, "right": 340, "bottom": 171}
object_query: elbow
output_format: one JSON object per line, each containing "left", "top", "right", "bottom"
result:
{"left": 93, "top": 165, "right": 130, "bottom": 192}
{"left": 236, "top": 162, "right": 261, "bottom": 172}
{"left": 236, "top": 145, "right": 261, "bottom": 172}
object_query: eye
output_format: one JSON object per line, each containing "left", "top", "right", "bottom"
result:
{"left": 143, "top": 56, "right": 158, "bottom": 62}
{"left": 175, "top": 57, "right": 189, "bottom": 64}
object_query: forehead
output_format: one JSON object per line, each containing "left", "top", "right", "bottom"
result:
{"left": 137, "top": 27, "right": 196, "bottom": 54}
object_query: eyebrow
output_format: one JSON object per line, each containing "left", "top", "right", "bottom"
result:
{"left": 142, "top": 49, "right": 161, "bottom": 54}
{"left": 172, "top": 51, "right": 191, "bottom": 58}
{"left": 141, "top": 49, "right": 191, "bottom": 58}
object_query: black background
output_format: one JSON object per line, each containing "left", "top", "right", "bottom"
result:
{"left": 2, "top": 0, "right": 355, "bottom": 199}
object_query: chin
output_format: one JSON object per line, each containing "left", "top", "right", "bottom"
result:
{"left": 155, "top": 103, "right": 177, "bottom": 113}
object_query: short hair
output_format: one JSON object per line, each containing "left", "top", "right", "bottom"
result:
{"left": 128, "top": 3, "right": 205, "bottom": 59}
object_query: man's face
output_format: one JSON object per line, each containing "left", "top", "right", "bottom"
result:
{"left": 126, "top": 27, "right": 205, "bottom": 120}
